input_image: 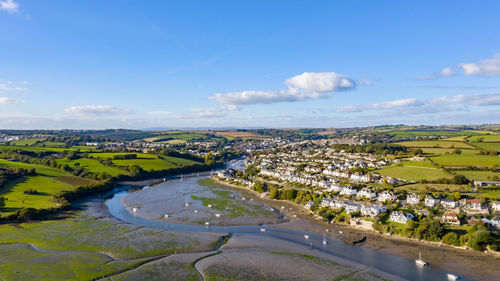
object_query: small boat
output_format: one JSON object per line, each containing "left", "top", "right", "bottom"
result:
{"left": 339, "top": 230, "right": 343, "bottom": 234}
{"left": 207, "top": 204, "right": 212, "bottom": 208}
{"left": 323, "top": 234, "right": 328, "bottom": 245}
{"left": 260, "top": 227, "right": 266, "bottom": 232}
{"left": 194, "top": 210, "right": 198, "bottom": 214}
{"left": 215, "top": 213, "right": 221, "bottom": 218}
{"left": 132, "top": 207, "right": 139, "bottom": 213}
{"left": 164, "top": 214, "right": 169, "bottom": 218}
{"left": 293, "top": 214, "right": 297, "bottom": 218}
{"left": 204, "top": 221, "right": 210, "bottom": 226}
{"left": 415, "top": 252, "right": 428, "bottom": 266}
{"left": 304, "top": 234, "right": 310, "bottom": 239}
{"left": 325, "top": 229, "right": 330, "bottom": 232}
{"left": 447, "top": 273, "right": 459, "bottom": 280}
{"left": 185, "top": 202, "right": 190, "bottom": 207}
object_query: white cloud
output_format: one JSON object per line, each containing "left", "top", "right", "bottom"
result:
{"left": 0, "top": 0, "right": 18, "bottom": 14}
{"left": 0, "top": 97, "right": 24, "bottom": 105}
{"left": 210, "top": 72, "right": 356, "bottom": 109}
{"left": 460, "top": 54, "right": 500, "bottom": 76}
{"left": 337, "top": 98, "right": 423, "bottom": 112}
{"left": 187, "top": 108, "right": 227, "bottom": 118}
{"left": 146, "top": 110, "right": 171, "bottom": 115}
{"left": 284, "top": 72, "right": 356, "bottom": 92}
{"left": 0, "top": 83, "right": 28, "bottom": 92}
{"left": 415, "top": 67, "right": 457, "bottom": 81}
{"left": 337, "top": 93, "right": 500, "bottom": 113}
{"left": 65, "top": 105, "right": 128, "bottom": 116}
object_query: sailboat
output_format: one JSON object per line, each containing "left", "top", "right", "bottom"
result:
{"left": 415, "top": 252, "right": 428, "bottom": 266}
{"left": 322, "top": 233, "right": 328, "bottom": 245}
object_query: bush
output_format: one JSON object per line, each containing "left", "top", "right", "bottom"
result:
{"left": 442, "top": 232, "right": 459, "bottom": 246}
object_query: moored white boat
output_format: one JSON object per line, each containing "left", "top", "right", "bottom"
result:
{"left": 260, "top": 227, "right": 266, "bottom": 232}
{"left": 415, "top": 252, "right": 428, "bottom": 266}
{"left": 304, "top": 234, "right": 310, "bottom": 239}
{"left": 447, "top": 273, "right": 459, "bottom": 280}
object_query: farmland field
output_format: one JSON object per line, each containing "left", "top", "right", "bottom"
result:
{"left": 420, "top": 148, "right": 479, "bottom": 155}
{"left": 88, "top": 152, "right": 157, "bottom": 159}
{"left": 376, "top": 165, "right": 452, "bottom": 181}
{"left": 113, "top": 158, "right": 176, "bottom": 171}
{"left": 396, "top": 183, "right": 469, "bottom": 193}
{"left": 161, "top": 156, "right": 202, "bottom": 166}
{"left": 396, "top": 141, "right": 475, "bottom": 149}
{"left": 470, "top": 142, "right": 500, "bottom": 152}
{"left": 430, "top": 154, "right": 500, "bottom": 167}
{"left": 0, "top": 159, "right": 68, "bottom": 177}
{"left": 454, "top": 170, "right": 500, "bottom": 181}
{"left": 9, "top": 138, "right": 45, "bottom": 146}
{"left": 56, "top": 158, "right": 129, "bottom": 176}
{"left": 468, "top": 135, "right": 500, "bottom": 142}
{"left": 0, "top": 176, "right": 73, "bottom": 213}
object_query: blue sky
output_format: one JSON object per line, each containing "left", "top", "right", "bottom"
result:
{"left": 1, "top": 0, "right": 499, "bottom": 129}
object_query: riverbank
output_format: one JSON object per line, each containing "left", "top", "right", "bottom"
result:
{"left": 213, "top": 178, "right": 500, "bottom": 281}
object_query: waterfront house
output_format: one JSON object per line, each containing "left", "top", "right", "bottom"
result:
{"left": 441, "top": 212, "right": 460, "bottom": 225}
{"left": 360, "top": 205, "right": 387, "bottom": 217}
{"left": 389, "top": 211, "right": 414, "bottom": 224}
{"left": 344, "top": 202, "right": 361, "bottom": 214}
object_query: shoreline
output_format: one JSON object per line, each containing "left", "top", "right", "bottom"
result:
{"left": 212, "top": 177, "right": 500, "bottom": 281}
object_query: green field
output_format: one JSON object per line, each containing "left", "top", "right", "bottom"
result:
{"left": 9, "top": 138, "right": 45, "bottom": 146}
{"left": 454, "top": 170, "right": 500, "bottom": 181}
{"left": 88, "top": 152, "right": 157, "bottom": 159}
{"left": 56, "top": 158, "right": 129, "bottom": 177}
{"left": 0, "top": 176, "right": 74, "bottom": 212}
{"left": 468, "top": 135, "right": 500, "bottom": 142}
{"left": 430, "top": 154, "right": 500, "bottom": 167}
{"left": 161, "top": 156, "right": 201, "bottom": 166}
{"left": 396, "top": 183, "right": 469, "bottom": 193}
{"left": 0, "top": 159, "right": 68, "bottom": 177}
{"left": 442, "top": 136, "right": 469, "bottom": 141}
{"left": 400, "top": 160, "right": 436, "bottom": 168}
{"left": 420, "top": 148, "right": 479, "bottom": 155}
{"left": 113, "top": 158, "right": 176, "bottom": 171}
{"left": 376, "top": 165, "right": 453, "bottom": 181}
{"left": 397, "top": 141, "right": 475, "bottom": 149}
{"left": 470, "top": 142, "right": 500, "bottom": 152}
{"left": 0, "top": 145, "right": 77, "bottom": 153}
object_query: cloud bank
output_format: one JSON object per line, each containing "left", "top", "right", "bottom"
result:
{"left": 337, "top": 93, "right": 500, "bottom": 113}
{"left": 0, "top": 97, "right": 24, "bottom": 105}
{"left": 210, "top": 72, "right": 356, "bottom": 110}
{"left": 0, "top": 0, "right": 18, "bottom": 14}
{"left": 461, "top": 54, "right": 500, "bottom": 76}
{"left": 65, "top": 105, "right": 128, "bottom": 116}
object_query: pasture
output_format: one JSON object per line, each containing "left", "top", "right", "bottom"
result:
{"left": 397, "top": 141, "right": 475, "bottom": 149}
{"left": 376, "top": 165, "right": 453, "bottom": 181}
{"left": 430, "top": 154, "right": 500, "bottom": 168}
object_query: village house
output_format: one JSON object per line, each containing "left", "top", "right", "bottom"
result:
{"left": 357, "top": 188, "right": 377, "bottom": 200}
{"left": 406, "top": 193, "right": 420, "bottom": 205}
{"left": 344, "top": 202, "right": 361, "bottom": 214}
{"left": 441, "top": 212, "right": 460, "bottom": 225}
{"left": 305, "top": 200, "right": 314, "bottom": 210}
{"left": 460, "top": 199, "right": 484, "bottom": 211}
{"left": 360, "top": 205, "right": 387, "bottom": 217}
{"left": 389, "top": 211, "right": 414, "bottom": 224}
{"left": 491, "top": 201, "right": 500, "bottom": 213}
{"left": 425, "top": 196, "right": 440, "bottom": 208}
{"left": 377, "top": 191, "right": 396, "bottom": 202}
{"left": 340, "top": 186, "right": 358, "bottom": 196}
{"left": 440, "top": 199, "right": 458, "bottom": 209}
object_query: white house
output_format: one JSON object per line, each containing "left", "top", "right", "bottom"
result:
{"left": 344, "top": 202, "right": 361, "bottom": 214}
{"left": 425, "top": 196, "right": 440, "bottom": 208}
{"left": 440, "top": 199, "right": 458, "bottom": 209}
{"left": 389, "top": 211, "right": 415, "bottom": 224}
{"left": 377, "top": 191, "right": 396, "bottom": 202}
{"left": 406, "top": 193, "right": 420, "bottom": 205}
{"left": 357, "top": 188, "right": 377, "bottom": 200}
{"left": 340, "top": 186, "right": 357, "bottom": 196}
{"left": 492, "top": 201, "right": 500, "bottom": 213}
{"left": 305, "top": 200, "right": 314, "bottom": 210}
{"left": 360, "top": 205, "right": 387, "bottom": 217}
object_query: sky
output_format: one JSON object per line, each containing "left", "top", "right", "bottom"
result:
{"left": 1, "top": 0, "right": 500, "bottom": 129}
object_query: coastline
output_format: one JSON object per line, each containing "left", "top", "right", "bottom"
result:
{"left": 212, "top": 177, "right": 500, "bottom": 281}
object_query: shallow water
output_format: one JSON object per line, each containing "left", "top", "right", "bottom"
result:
{"left": 106, "top": 176, "right": 472, "bottom": 281}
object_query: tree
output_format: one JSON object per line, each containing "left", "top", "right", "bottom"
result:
{"left": 0, "top": 196, "right": 6, "bottom": 208}
{"left": 442, "top": 232, "right": 459, "bottom": 246}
